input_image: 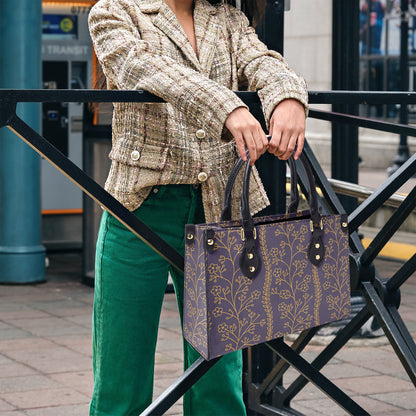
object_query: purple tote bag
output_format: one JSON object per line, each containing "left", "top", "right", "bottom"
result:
{"left": 183, "top": 154, "right": 350, "bottom": 360}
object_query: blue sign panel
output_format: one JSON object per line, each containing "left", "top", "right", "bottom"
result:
{"left": 42, "top": 15, "right": 78, "bottom": 40}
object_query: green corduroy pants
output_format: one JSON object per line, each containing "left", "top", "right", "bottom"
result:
{"left": 89, "top": 184, "right": 246, "bottom": 416}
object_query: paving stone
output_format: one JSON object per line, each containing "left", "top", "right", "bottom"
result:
{"left": 0, "top": 338, "right": 57, "bottom": 352}
{"left": 335, "top": 374, "right": 414, "bottom": 395}
{"left": 321, "top": 362, "right": 378, "bottom": 379}
{"left": 369, "top": 390, "right": 416, "bottom": 410}
{"left": 0, "top": 398, "right": 15, "bottom": 412}
{"left": 24, "top": 403, "right": 90, "bottom": 416}
{"left": 49, "top": 372, "right": 93, "bottom": 396}
{"left": 0, "top": 355, "right": 12, "bottom": 366}
{"left": 0, "top": 362, "right": 37, "bottom": 378}
{"left": 0, "top": 375, "right": 62, "bottom": 394}
{"left": 351, "top": 395, "right": 403, "bottom": 415}
{"left": 1, "top": 388, "right": 90, "bottom": 409}
{"left": 153, "top": 362, "right": 184, "bottom": 379}
{"left": 155, "top": 352, "right": 182, "bottom": 365}
{"left": 46, "top": 335, "right": 92, "bottom": 356}
{"left": 290, "top": 401, "right": 323, "bottom": 416}
{"left": 3, "top": 347, "right": 92, "bottom": 374}
{"left": 7, "top": 317, "right": 90, "bottom": 338}
{"left": 0, "top": 328, "right": 32, "bottom": 342}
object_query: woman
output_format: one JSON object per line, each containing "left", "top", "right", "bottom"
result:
{"left": 88, "top": 0, "right": 307, "bottom": 414}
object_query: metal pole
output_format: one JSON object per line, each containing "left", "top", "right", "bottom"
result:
{"left": 0, "top": 0, "right": 45, "bottom": 282}
{"left": 331, "top": 0, "right": 360, "bottom": 214}
{"left": 388, "top": 0, "right": 411, "bottom": 176}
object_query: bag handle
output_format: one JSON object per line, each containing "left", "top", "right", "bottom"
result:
{"left": 239, "top": 153, "right": 325, "bottom": 279}
{"left": 221, "top": 154, "right": 301, "bottom": 221}
{"left": 221, "top": 151, "right": 304, "bottom": 221}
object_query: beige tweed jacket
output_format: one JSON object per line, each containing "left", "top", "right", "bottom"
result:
{"left": 88, "top": 0, "right": 308, "bottom": 222}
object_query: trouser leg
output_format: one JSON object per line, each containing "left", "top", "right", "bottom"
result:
{"left": 90, "top": 208, "right": 170, "bottom": 416}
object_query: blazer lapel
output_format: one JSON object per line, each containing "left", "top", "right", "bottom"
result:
{"left": 193, "top": 0, "right": 220, "bottom": 75}
{"left": 140, "top": 0, "right": 202, "bottom": 71}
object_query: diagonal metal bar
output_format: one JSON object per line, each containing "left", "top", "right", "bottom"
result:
{"left": 386, "top": 253, "right": 416, "bottom": 293}
{"left": 1, "top": 106, "right": 223, "bottom": 416}
{"left": 302, "top": 142, "right": 346, "bottom": 215}
{"left": 265, "top": 338, "right": 370, "bottom": 416}
{"left": 309, "top": 108, "right": 416, "bottom": 136}
{"left": 361, "top": 282, "right": 416, "bottom": 385}
{"left": 140, "top": 357, "right": 220, "bottom": 416}
{"left": 5, "top": 111, "right": 184, "bottom": 272}
{"left": 282, "top": 306, "right": 372, "bottom": 404}
{"left": 360, "top": 186, "right": 416, "bottom": 266}
{"left": 300, "top": 143, "right": 366, "bottom": 255}
{"left": 260, "top": 329, "right": 319, "bottom": 396}
{"left": 348, "top": 152, "right": 416, "bottom": 232}
{"left": 387, "top": 305, "right": 416, "bottom": 366}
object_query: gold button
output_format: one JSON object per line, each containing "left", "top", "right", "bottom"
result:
{"left": 195, "top": 129, "right": 206, "bottom": 139}
{"left": 197, "top": 172, "right": 208, "bottom": 182}
{"left": 131, "top": 150, "right": 140, "bottom": 161}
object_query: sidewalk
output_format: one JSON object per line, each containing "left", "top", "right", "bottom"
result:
{"left": 0, "top": 168, "right": 415, "bottom": 416}
{"left": 0, "top": 251, "right": 415, "bottom": 416}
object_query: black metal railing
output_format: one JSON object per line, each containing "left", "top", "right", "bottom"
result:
{"left": 0, "top": 89, "right": 415, "bottom": 416}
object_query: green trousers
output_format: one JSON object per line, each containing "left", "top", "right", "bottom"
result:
{"left": 90, "top": 184, "right": 247, "bottom": 416}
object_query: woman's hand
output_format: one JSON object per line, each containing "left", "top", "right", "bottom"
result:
{"left": 225, "top": 107, "right": 268, "bottom": 165}
{"left": 268, "top": 99, "right": 306, "bottom": 160}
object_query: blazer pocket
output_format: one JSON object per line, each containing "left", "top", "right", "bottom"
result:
{"left": 109, "top": 140, "right": 169, "bottom": 170}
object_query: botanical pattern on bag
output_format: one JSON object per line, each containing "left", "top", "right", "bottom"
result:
{"left": 183, "top": 213, "right": 350, "bottom": 360}
{"left": 184, "top": 230, "right": 208, "bottom": 356}
{"left": 206, "top": 230, "right": 266, "bottom": 354}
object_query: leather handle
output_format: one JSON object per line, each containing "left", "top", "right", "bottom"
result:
{"left": 239, "top": 152, "right": 324, "bottom": 278}
{"left": 221, "top": 141, "right": 301, "bottom": 221}
{"left": 240, "top": 153, "right": 320, "bottom": 226}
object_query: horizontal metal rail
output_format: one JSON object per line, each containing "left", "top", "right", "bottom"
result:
{"left": 2, "top": 88, "right": 416, "bottom": 104}
{"left": 289, "top": 175, "right": 415, "bottom": 210}
{"left": 1, "top": 88, "right": 415, "bottom": 416}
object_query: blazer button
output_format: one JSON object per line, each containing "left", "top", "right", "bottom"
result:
{"left": 195, "top": 129, "right": 206, "bottom": 139}
{"left": 197, "top": 172, "right": 208, "bottom": 182}
{"left": 131, "top": 150, "right": 140, "bottom": 161}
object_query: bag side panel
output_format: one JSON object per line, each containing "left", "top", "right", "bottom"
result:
{"left": 183, "top": 226, "right": 208, "bottom": 360}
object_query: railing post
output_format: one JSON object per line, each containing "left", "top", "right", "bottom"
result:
{"left": 331, "top": 0, "right": 360, "bottom": 213}
{"left": 0, "top": 0, "right": 45, "bottom": 283}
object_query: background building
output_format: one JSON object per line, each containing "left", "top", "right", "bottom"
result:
{"left": 285, "top": 0, "right": 416, "bottom": 169}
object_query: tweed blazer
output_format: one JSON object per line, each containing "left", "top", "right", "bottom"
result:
{"left": 88, "top": 0, "right": 308, "bottom": 222}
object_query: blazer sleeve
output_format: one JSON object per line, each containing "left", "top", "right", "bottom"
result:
{"left": 88, "top": 0, "right": 246, "bottom": 140}
{"left": 227, "top": 7, "right": 309, "bottom": 128}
